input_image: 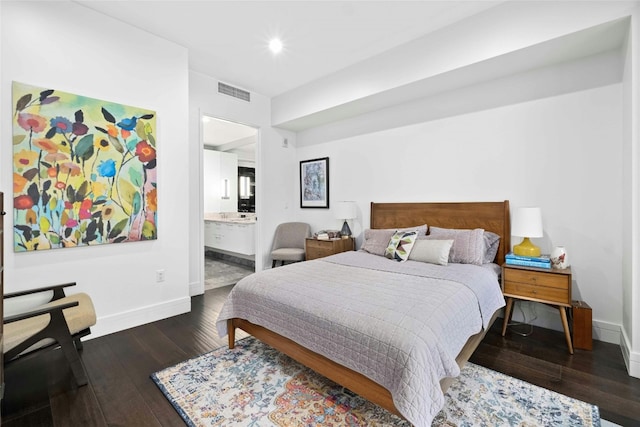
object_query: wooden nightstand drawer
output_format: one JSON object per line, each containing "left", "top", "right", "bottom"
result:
{"left": 503, "top": 268, "right": 569, "bottom": 290}
{"left": 503, "top": 281, "right": 570, "bottom": 304}
{"left": 305, "top": 239, "right": 332, "bottom": 250}
{"left": 305, "top": 238, "right": 354, "bottom": 260}
{"left": 306, "top": 241, "right": 335, "bottom": 259}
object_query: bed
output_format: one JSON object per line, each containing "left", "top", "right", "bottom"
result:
{"left": 216, "top": 201, "right": 510, "bottom": 426}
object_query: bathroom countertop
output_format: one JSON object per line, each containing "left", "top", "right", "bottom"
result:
{"left": 204, "top": 213, "right": 256, "bottom": 224}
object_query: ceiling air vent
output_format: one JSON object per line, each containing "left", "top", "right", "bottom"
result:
{"left": 218, "top": 82, "right": 250, "bottom": 102}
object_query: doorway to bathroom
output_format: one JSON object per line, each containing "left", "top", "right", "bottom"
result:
{"left": 202, "top": 115, "right": 258, "bottom": 290}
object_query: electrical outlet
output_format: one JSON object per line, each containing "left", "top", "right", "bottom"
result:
{"left": 156, "top": 269, "right": 165, "bottom": 283}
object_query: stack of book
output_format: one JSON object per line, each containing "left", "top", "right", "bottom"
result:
{"left": 505, "top": 252, "right": 551, "bottom": 269}
{"left": 314, "top": 230, "right": 341, "bottom": 240}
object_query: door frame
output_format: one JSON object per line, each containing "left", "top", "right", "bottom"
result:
{"left": 196, "top": 111, "right": 261, "bottom": 295}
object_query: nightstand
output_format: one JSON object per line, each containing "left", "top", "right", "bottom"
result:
{"left": 501, "top": 264, "right": 574, "bottom": 354}
{"left": 305, "top": 237, "right": 355, "bottom": 260}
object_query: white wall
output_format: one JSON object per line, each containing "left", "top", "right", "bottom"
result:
{"left": 188, "top": 71, "right": 298, "bottom": 295}
{"left": 622, "top": 5, "right": 640, "bottom": 378}
{"left": 279, "top": 0, "right": 638, "bottom": 370}
{"left": 295, "top": 83, "right": 624, "bottom": 343}
{"left": 1, "top": 1, "right": 191, "bottom": 337}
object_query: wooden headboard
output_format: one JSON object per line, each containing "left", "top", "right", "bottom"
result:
{"left": 370, "top": 201, "right": 511, "bottom": 265}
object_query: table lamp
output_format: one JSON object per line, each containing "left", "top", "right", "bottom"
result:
{"left": 334, "top": 201, "right": 357, "bottom": 238}
{"left": 512, "top": 207, "right": 543, "bottom": 257}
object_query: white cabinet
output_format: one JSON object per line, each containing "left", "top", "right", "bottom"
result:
{"left": 204, "top": 220, "right": 255, "bottom": 256}
{"left": 203, "top": 150, "right": 219, "bottom": 213}
{"left": 204, "top": 220, "right": 220, "bottom": 247}
{"left": 220, "top": 223, "right": 255, "bottom": 255}
{"left": 203, "top": 150, "right": 238, "bottom": 213}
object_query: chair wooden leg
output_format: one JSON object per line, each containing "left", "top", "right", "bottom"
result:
{"left": 62, "top": 341, "right": 88, "bottom": 386}
{"left": 50, "top": 311, "right": 89, "bottom": 386}
{"left": 272, "top": 260, "right": 276, "bottom": 268}
{"left": 74, "top": 337, "right": 84, "bottom": 351}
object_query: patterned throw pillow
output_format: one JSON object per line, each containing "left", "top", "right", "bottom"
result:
{"left": 361, "top": 225, "right": 427, "bottom": 256}
{"left": 384, "top": 230, "right": 418, "bottom": 262}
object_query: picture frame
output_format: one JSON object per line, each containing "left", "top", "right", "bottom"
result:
{"left": 300, "top": 157, "right": 329, "bottom": 208}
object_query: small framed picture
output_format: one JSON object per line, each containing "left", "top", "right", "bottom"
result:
{"left": 300, "top": 157, "right": 329, "bottom": 208}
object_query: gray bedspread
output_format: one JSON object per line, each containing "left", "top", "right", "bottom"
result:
{"left": 216, "top": 251, "right": 505, "bottom": 426}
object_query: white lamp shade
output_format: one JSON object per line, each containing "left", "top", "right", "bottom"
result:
{"left": 334, "top": 201, "right": 357, "bottom": 220}
{"left": 511, "top": 207, "right": 543, "bottom": 238}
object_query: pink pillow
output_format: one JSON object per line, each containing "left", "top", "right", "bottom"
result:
{"left": 426, "top": 226, "right": 485, "bottom": 265}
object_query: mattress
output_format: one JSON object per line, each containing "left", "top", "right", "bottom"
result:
{"left": 216, "top": 250, "right": 505, "bottom": 426}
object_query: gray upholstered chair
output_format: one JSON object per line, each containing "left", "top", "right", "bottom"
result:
{"left": 3, "top": 282, "right": 96, "bottom": 386}
{"left": 270, "top": 222, "right": 311, "bottom": 268}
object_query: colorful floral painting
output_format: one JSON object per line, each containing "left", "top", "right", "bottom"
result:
{"left": 12, "top": 81, "right": 157, "bottom": 252}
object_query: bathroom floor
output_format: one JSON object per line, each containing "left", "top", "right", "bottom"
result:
{"left": 204, "top": 252, "right": 254, "bottom": 291}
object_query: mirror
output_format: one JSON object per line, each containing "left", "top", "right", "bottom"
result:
{"left": 202, "top": 115, "right": 257, "bottom": 213}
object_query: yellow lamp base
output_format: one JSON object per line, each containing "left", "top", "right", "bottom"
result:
{"left": 513, "top": 237, "right": 541, "bottom": 257}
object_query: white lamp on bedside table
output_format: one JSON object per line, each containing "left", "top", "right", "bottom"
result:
{"left": 512, "top": 207, "right": 543, "bottom": 257}
{"left": 335, "top": 201, "right": 357, "bottom": 238}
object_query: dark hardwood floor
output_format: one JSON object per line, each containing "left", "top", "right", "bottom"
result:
{"left": 3, "top": 285, "right": 640, "bottom": 426}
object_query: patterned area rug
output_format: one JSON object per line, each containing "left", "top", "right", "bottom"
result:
{"left": 152, "top": 337, "right": 600, "bottom": 426}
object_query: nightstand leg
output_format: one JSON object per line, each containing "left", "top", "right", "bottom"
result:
{"left": 559, "top": 306, "right": 574, "bottom": 354}
{"left": 502, "top": 297, "right": 514, "bottom": 336}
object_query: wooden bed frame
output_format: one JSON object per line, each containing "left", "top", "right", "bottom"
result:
{"left": 227, "top": 200, "right": 510, "bottom": 418}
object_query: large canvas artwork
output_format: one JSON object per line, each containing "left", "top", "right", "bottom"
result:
{"left": 12, "top": 81, "right": 157, "bottom": 252}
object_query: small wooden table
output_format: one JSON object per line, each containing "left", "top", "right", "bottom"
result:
{"left": 501, "top": 264, "right": 574, "bottom": 354}
{"left": 305, "top": 237, "right": 355, "bottom": 260}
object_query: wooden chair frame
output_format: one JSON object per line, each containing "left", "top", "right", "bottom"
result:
{"left": 4, "top": 282, "right": 92, "bottom": 386}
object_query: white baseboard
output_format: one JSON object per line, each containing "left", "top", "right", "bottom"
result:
{"left": 628, "top": 349, "right": 640, "bottom": 379}
{"left": 511, "top": 301, "right": 622, "bottom": 345}
{"left": 190, "top": 280, "right": 204, "bottom": 296}
{"left": 592, "top": 319, "right": 621, "bottom": 345}
{"left": 88, "top": 296, "right": 191, "bottom": 339}
{"left": 620, "top": 326, "right": 640, "bottom": 379}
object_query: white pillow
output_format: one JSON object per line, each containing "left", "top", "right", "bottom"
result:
{"left": 408, "top": 239, "right": 453, "bottom": 266}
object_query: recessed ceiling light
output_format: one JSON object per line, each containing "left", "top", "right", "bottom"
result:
{"left": 269, "top": 38, "right": 283, "bottom": 54}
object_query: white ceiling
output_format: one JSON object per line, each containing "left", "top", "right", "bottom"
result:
{"left": 202, "top": 116, "right": 257, "bottom": 154}
{"left": 73, "top": 1, "right": 627, "bottom": 147}
{"left": 75, "top": 1, "right": 505, "bottom": 98}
